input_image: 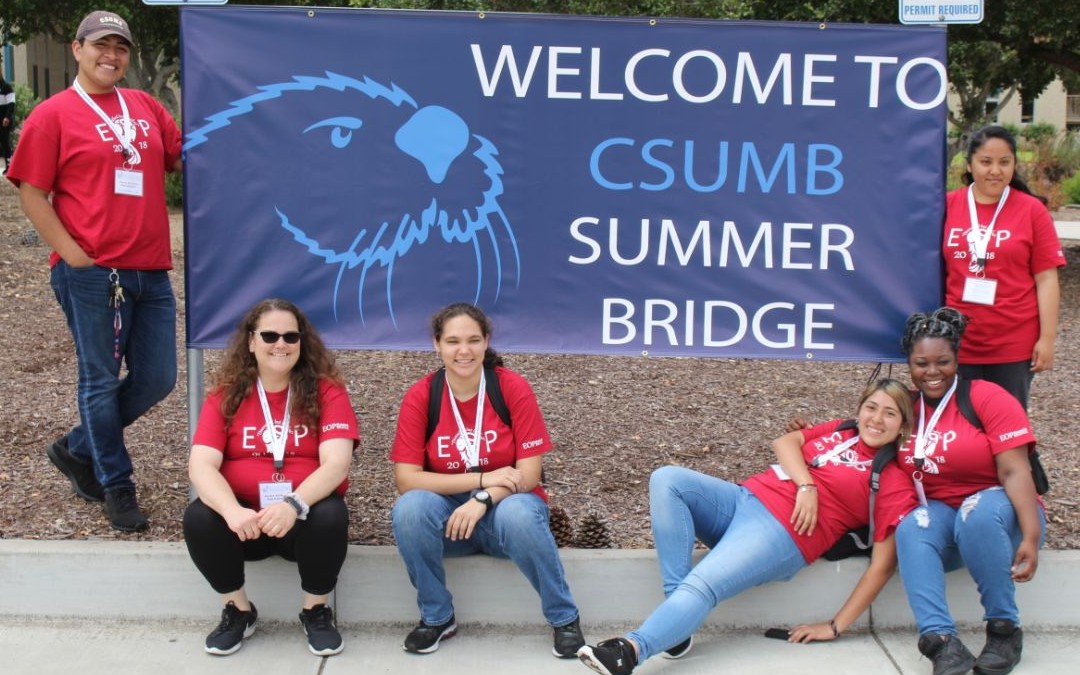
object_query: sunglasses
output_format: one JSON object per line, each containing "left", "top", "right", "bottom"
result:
{"left": 254, "top": 330, "right": 302, "bottom": 345}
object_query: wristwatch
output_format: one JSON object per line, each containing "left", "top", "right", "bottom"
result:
{"left": 472, "top": 490, "right": 493, "bottom": 509}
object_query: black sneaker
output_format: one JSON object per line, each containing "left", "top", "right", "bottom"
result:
{"left": 578, "top": 637, "right": 638, "bottom": 675}
{"left": 205, "top": 601, "right": 258, "bottom": 655}
{"left": 974, "top": 619, "right": 1023, "bottom": 675}
{"left": 47, "top": 437, "right": 104, "bottom": 502}
{"left": 402, "top": 615, "right": 457, "bottom": 654}
{"left": 918, "top": 632, "right": 976, "bottom": 675}
{"left": 103, "top": 487, "right": 149, "bottom": 532}
{"left": 662, "top": 635, "right": 693, "bottom": 659}
{"left": 552, "top": 617, "right": 585, "bottom": 658}
{"left": 299, "top": 603, "right": 344, "bottom": 656}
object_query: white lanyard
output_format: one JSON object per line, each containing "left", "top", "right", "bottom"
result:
{"left": 811, "top": 434, "right": 863, "bottom": 467}
{"left": 914, "top": 376, "right": 958, "bottom": 468}
{"left": 256, "top": 379, "right": 292, "bottom": 472}
{"left": 72, "top": 78, "right": 137, "bottom": 162}
{"left": 966, "top": 185, "right": 1010, "bottom": 273}
{"left": 446, "top": 369, "right": 486, "bottom": 470}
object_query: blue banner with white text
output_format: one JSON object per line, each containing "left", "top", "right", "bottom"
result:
{"left": 181, "top": 7, "right": 947, "bottom": 359}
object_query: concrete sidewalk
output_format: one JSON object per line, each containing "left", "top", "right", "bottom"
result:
{"left": 2, "top": 541, "right": 1079, "bottom": 674}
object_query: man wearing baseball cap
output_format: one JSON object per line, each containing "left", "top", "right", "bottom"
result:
{"left": 76, "top": 10, "right": 134, "bottom": 45}
{"left": 6, "top": 10, "right": 182, "bottom": 533}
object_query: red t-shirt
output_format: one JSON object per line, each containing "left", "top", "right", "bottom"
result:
{"left": 6, "top": 87, "right": 182, "bottom": 270}
{"left": 896, "top": 379, "right": 1036, "bottom": 507}
{"left": 390, "top": 367, "right": 553, "bottom": 501}
{"left": 943, "top": 186, "right": 1066, "bottom": 364}
{"left": 193, "top": 379, "right": 359, "bottom": 507}
{"left": 744, "top": 420, "right": 918, "bottom": 564}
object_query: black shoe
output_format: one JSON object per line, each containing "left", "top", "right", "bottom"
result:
{"left": 299, "top": 603, "right": 344, "bottom": 656}
{"left": 552, "top": 617, "right": 586, "bottom": 658}
{"left": 974, "top": 619, "right": 1023, "bottom": 675}
{"left": 46, "top": 437, "right": 104, "bottom": 502}
{"left": 403, "top": 615, "right": 457, "bottom": 654}
{"left": 918, "top": 632, "right": 976, "bottom": 675}
{"left": 663, "top": 635, "right": 693, "bottom": 659}
{"left": 578, "top": 637, "right": 638, "bottom": 675}
{"left": 103, "top": 487, "right": 148, "bottom": 532}
{"left": 205, "top": 601, "right": 258, "bottom": 655}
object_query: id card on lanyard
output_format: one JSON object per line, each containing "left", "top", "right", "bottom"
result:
{"left": 256, "top": 379, "right": 293, "bottom": 508}
{"left": 72, "top": 79, "right": 143, "bottom": 197}
{"left": 962, "top": 185, "right": 1009, "bottom": 306}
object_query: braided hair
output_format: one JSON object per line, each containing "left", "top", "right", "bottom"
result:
{"left": 900, "top": 307, "right": 968, "bottom": 357}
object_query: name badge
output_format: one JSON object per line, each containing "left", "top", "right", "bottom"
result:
{"left": 962, "top": 276, "right": 997, "bottom": 305}
{"left": 769, "top": 463, "right": 792, "bottom": 481}
{"left": 259, "top": 480, "right": 293, "bottom": 509}
{"left": 114, "top": 168, "right": 144, "bottom": 197}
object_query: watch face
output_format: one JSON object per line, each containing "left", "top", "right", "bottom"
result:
{"left": 475, "top": 490, "right": 490, "bottom": 501}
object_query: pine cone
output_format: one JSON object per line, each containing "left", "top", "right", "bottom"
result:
{"left": 548, "top": 504, "right": 575, "bottom": 548}
{"left": 575, "top": 511, "right": 614, "bottom": 549}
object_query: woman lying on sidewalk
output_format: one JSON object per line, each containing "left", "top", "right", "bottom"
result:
{"left": 577, "top": 377, "right": 919, "bottom": 675}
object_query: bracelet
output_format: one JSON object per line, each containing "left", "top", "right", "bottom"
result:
{"left": 479, "top": 472, "right": 484, "bottom": 490}
{"left": 797, "top": 483, "right": 817, "bottom": 493}
{"left": 829, "top": 619, "right": 840, "bottom": 638}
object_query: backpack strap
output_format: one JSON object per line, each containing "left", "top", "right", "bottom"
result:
{"left": 953, "top": 377, "right": 984, "bottom": 431}
{"left": 425, "top": 366, "right": 512, "bottom": 443}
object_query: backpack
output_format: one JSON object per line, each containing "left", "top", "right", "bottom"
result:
{"left": 822, "top": 377, "right": 1049, "bottom": 561}
{"left": 425, "top": 366, "right": 512, "bottom": 443}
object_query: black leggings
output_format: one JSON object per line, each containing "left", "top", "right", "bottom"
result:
{"left": 182, "top": 494, "right": 349, "bottom": 596}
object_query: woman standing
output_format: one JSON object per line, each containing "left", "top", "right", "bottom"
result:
{"left": 390, "top": 302, "right": 584, "bottom": 658}
{"left": 184, "top": 299, "right": 358, "bottom": 657}
{"left": 943, "top": 125, "right": 1066, "bottom": 409}
{"left": 577, "top": 378, "right": 917, "bottom": 675}
{"left": 896, "top": 307, "right": 1043, "bottom": 675}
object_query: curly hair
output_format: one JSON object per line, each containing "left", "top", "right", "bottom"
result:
{"left": 900, "top": 306, "right": 968, "bottom": 357}
{"left": 430, "top": 302, "right": 504, "bottom": 368}
{"left": 211, "top": 298, "right": 343, "bottom": 428}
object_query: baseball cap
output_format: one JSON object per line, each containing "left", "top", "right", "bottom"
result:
{"left": 76, "top": 11, "right": 133, "bottom": 44}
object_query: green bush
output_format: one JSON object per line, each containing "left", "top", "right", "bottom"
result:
{"left": 1062, "top": 170, "right": 1080, "bottom": 205}
{"left": 1020, "top": 122, "right": 1056, "bottom": 145}
{"left": 10, "top": 83, "right": 41, "bottom": 148}
{"left": 165, "top": 171, "right": 183, "bottom": 208}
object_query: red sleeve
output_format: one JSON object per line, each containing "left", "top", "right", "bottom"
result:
{"left": 495, "top": 367, "right": 553, "bottom": 459}
{"left": 1029, "top": 199, "right": 1066, "bottom": 275}
{"left": 317, "top": 380, "right": 359, "bottom": 448}
{"left": 192, "top": 388, "right": 228, "bottom": 451}
{"left": 389, "top": 374, "right": 435, "bottom": 466}
{"left": 970, "top": 380, "right": 1037, "bottom": 454}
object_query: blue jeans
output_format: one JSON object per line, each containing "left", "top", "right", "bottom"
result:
{"left": 391, "top": 489, "right": 579, "bottom": 627}
{"left": 895, "top": 487, "right": 1046, "bottom": 635}
{"left": 50, "top": 262, "right": 177, "bottom": 491}
{"left": 627, "top": 466, "right": 806, "bottom": 662}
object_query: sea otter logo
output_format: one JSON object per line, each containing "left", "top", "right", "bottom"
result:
{"left": 185, "top": 72, "right": 520, "bottom": 326}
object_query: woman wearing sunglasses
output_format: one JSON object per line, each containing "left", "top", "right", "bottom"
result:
{"left": 183, "top": 298, "right": 359, "bottom": 657}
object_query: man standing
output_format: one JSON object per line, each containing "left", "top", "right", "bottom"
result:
{"left": 6, "top": 11, "right": 182, "bottom": 532}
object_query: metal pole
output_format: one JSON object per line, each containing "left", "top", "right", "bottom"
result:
{"left": 187, "top": 347, "right": 204, "bottom": 501}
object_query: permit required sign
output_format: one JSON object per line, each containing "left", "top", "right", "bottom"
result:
{"left": 899, "top": 1, "right": 984, "bottom": 24}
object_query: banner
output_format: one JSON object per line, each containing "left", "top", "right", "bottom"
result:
{"left": 181, "top": 7, "right": 947, "bottom": 359}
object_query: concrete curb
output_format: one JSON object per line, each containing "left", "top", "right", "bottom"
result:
{"left": 3, "top": 540, "right": 1079, "bottom": 630}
